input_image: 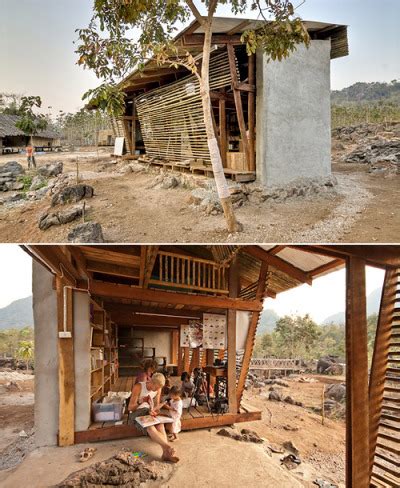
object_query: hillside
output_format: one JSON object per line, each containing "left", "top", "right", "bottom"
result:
{"left": 0, "top": 296, "right": 33, "bottom": 330}
{"left": 331, "top": 80, "right": 400, "bottom": 105}
{"left": 322, "top": 287, "right": 382, "bottom": 325}
{"left": 257, "top": 308, "right": 280, "bottom": 335}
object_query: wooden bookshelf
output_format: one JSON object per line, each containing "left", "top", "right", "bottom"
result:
{"left": 89, "top": 299, "right": 119, "bottom": 401}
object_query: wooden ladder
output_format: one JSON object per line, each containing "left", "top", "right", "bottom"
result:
{"left": 370, "top": 268, "right": 400, "bottom": 487}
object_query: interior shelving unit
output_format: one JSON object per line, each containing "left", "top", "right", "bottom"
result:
{"left": 118, "top": 328, "right": 156, "bottom": 377}
{"left": 90, "top": 299, "right": 118, "bottom": 401}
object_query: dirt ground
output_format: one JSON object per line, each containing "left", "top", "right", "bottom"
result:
{"left": 0, "top": 371, "right": 344, "bottom": 487}
{"left": 0, "top": 142, "right": 399, "bottom": 243}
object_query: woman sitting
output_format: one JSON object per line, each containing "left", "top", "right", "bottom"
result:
{"left": 181, "top": 371, "right": 194, "bottom": 398}
{"left": 134, "top": 358, "right": 158, "bottom": 384}
{"left": 128, "top": 372, "right": 179, "bottom": 463}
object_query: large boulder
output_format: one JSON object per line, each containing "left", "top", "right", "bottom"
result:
{"left": 325, "top": 383, "right": 346, "bottom": 403}
{"left": 29, "top": 175, "right": 47, "bottom": 191}
{"left": 67, "top": 222, "right": 104, "bottom": 243}
{"left": 0, "top": 161, "right": 25, "bottom": 176}
{"left": 37, "top": 161, "right": 63, "bottom": 178}
{"left": 38, "top": 206, "right": 84, "bottom": 231}
{"left": 51, "top": 184, "right": 94, "bottom": 206}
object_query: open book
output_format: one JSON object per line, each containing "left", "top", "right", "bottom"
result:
{"left": 135, "top": 415, "right": 174, "bottom": 429}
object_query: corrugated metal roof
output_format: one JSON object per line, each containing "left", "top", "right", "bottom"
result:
{"left": 122, "top": 16, "right": 348, "bottom": 90}
{"left": 0, "top": 114, "right": 59, "bottom": 139}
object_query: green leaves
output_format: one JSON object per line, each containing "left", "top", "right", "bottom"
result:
{"left": 82, "top": 83, "right": 126, "bottom": 116}
{"left": 15, "top": 96, "right": 48, "bottom": 136}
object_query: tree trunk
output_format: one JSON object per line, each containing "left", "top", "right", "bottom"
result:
{"left": 199, "top": 20, "right": 243, "bottom": 233}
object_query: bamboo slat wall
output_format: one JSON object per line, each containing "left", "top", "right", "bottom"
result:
{"left": 135, "top": 50, "right": 237, "bottom": 163}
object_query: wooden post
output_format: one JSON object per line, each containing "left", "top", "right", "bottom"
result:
{"left": 368, "top": 268, "right": 397, "bottom": 480}
{"left": 189, "top": 348, "right": 200, "bottom": 374}
{"left": 219, "top": 98, "right": 227, "bottom": 167}
{"left": 247, "top": 54, "right": 256, "bottom": 172}
{"left": 227, "top": 44, "right": 250, "bottom": 169}
{"left": 171, "top": 330, "right": 179, "bottom": 366}
{"left": 56, "top": 278, "right": 75, "bottom": 446}
{"left": 345, "top": 257, "right": 369, "bottom": 488}
{"left": 177, "top": 346, "right": 184, "bottom": 376}
{"left": 206, "top": 348, "right": 214, "bottom": 366}
{"left": 236, "top": 262, "right": 268, "bottom": 406}
{"left": 227, "top": 309, "right": 237, "bottom": 413}
{"left": 183, "top": 346, "right": 190, "bottom": 373}
{"left": 131, "top": 100, "right": 136, "bottom": 155}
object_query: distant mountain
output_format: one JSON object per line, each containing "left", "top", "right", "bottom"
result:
{"left": 322, "top": 287, "right": 382, "bottom": 325}
{"left": 257, "top": 308, "right": 280, "bottom": 336}
{"left": 0, "top": 296, "right": 33, "bottom": 330}
{"left": 331, "top": 80, "right": 400, "bottom": 105}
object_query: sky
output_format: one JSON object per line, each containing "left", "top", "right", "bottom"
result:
{"left": 0, "top": 245, "right": 385, "bottom": 325}
{"left": 0, "top": 245, "right": 32, "bottom": 308}
{"left": 1, "top": 0, "right": 399, "bottom": 114}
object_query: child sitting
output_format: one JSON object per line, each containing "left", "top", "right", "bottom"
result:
{"left": 162, "top": 385, "right": 183, "bottom": 441}
{"left": 181, "top": 371, "right": 194, "bottom": 398}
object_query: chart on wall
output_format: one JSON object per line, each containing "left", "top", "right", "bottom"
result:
{"left": 180, "top": 324, "right": 190, "bottom": 347}
{"left": 203, "top": 313, "right": 226, "bottom": 349}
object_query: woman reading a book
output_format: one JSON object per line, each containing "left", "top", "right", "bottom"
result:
{"left": 128, "top": 372, "right": 179, "bottom": 463}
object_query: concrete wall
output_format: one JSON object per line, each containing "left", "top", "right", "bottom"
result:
{"left": 131, "top": 329, "right": 172, "bottom": 364}
{"left": 33, "top": 260, "right": 59, "bottom": 447}
{"left": 256, "top": 40, "right": 332, "bottom": 187}
{"left": 73, "top": 291, "right": 91, "bottom": 432}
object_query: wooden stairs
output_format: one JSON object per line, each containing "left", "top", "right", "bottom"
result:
{"left": 370, "top": 268, "right": 400, "bottom": 487}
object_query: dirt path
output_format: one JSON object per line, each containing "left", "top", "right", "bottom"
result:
{"left": 0, "top": 151, "right": 398, "bottom": 243}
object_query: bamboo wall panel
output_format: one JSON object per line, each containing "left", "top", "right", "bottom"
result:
{"left": 136, "top": 51, "right": 237, "bottom": 163}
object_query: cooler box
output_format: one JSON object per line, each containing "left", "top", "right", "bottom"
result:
{"left": 92, "top": 398, "right": 124, "bottom": 422}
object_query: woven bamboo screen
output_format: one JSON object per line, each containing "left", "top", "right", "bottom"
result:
{"left": 135, "top": 50, "right": 236, "bottom": 163}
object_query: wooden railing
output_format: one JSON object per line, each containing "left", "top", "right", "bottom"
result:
{"left": 249, "top": 358, "right": 303, "bottom": 371}
{"left": 149, "top": 251, "right": 229, "bottom": 294}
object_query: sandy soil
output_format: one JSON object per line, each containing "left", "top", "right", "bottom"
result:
{"left": 0, "top": 147, "right": 398, "bottom": 243}
{"left": 0, "top": 372, "right": 34, "bottom": 451}
{"left": 0, "top": 372, "right": 344, "bottom": 487}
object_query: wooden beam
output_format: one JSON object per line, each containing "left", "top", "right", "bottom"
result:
{"left": 57, "top": 279, "right": 75, "bottom": 446}
{"left": 227, "top": 44, "right": 250, "bottom": 170}
{"left": 206, "top": 349, "right": 214, "bottom": 366}
{"left": 247, "top": 54, "right": 256, "bottom": 172}
{"left": 171, "top": 330, "right": 179, "bottom": 365}
{"left": 86, "top": 260, "right": 139, "bottom": 279}
{"left": 244, "top": 246, "right": 312, "bottom": 285}
{"left": 90, "top": 281, "right": 263, "bottom": 311}
{"left": 177, "top": 345, "right": 184, "bottom": 376}
{"left": 143, "top": 246, "right": 159, "bottom": 288}
{"left": 109, "top": 313, "right": 189, "bottom": 327}
{"left": 346, "top": 257, "right": 369, "bottom": 488}
{"left": 182, "top": 34, "right": 243, "bottom": 46}
{"left": 227, "top": 309, "right": 237, "bottom": 413}
{"left": 28, "top": 245, "right": 80, "bottom": 283}
{"left": 310, "top": 258, "right": 344, "bottom": 278}
{"left": 236, "top": 262, "right": 269, "bottom": 406}
{"left": 297, "top": 245, "right": 400, "bottom": 269}
{"left": 139, "top": 246, "right": 146, "bottom": 287}
{"left": 236, "top": 82, "right": 255, "bottom": 92}
{"left": 368, "top": 269, "right": 398, "bottom": 481}
{"left": 219, "top": 97, "right": 227, "bottom": 167}
{"left": 103, "top": 303, "right": 202, "bottom": 319}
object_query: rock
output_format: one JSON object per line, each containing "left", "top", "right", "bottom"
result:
{"left": 325, "top": 383, "right": 346, "bottom": 403}
{"left": 30, "top": 175, "right": 47, "bottom": 191}
{"left": 160, "top": 175, "right": 179, "bottom": 189}
{"left": 38, "top": 205, "right": 84, "bottom": 231}
{"left": 269, "top": 389, "right": 282, "bottom": 401}
{"left": 5, "top": 181, "right": 24, "bottom": 191}
{"left": 67, "top": 222, "right": 104, "bottom": 243}
{"left": 0, "top": 161, "right": 24, "bottom": 176}
{"left": 4, "top": 193, "right": 26, "bottom": 203}
{"left": 282, "top": 441, "right": 300, "bottom": 457}
{"left": 280, "top": 453, "right": 301, "bottom": 470}
{"left": 18, "top": 430, "right": 28, "bottom": 438}
{"left": 37, "top": 161, "right": 63, "bottom": 177}
{"left": 217, "top": 428, "right": 263, "bottom": 444}
{"left": 284, "top": 396, "right": 295, "bottom": 405}
{"left": 51, "top": 184, "right": 94, "bottom": 206}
